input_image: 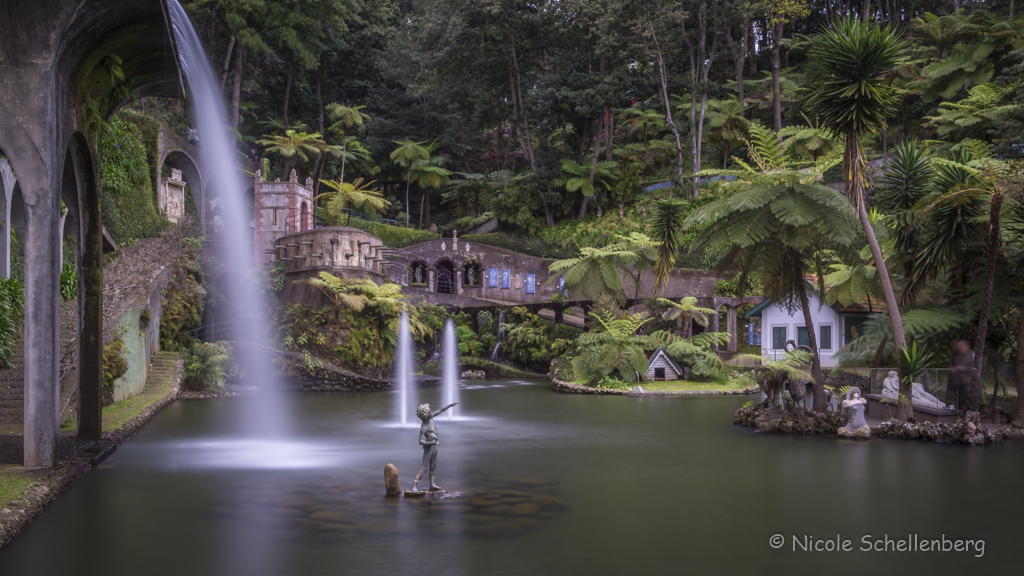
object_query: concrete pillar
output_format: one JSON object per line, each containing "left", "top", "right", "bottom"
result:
{"left": 71, "top": 137, "right": 103, "bottom": 440}
{"left": 711, "top": 310, "right": 720, "bottom": 351}
{"left": 22, "top": 165, "right": 62, "bottom": 468}
{"left": 0, "top": 159, "right": 14, "bottom": 278}
{"left": 727, "top": 305, "right": 738, "bottom": 353}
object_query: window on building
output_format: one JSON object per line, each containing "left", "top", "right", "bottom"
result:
{"left": 820, "top": 325, "right": 832, "bottom": 350}
{"left": 772, "top": 327, "right": 787, "bottom": 349}
{"left": 797, "top": 327, "right": 809, "bottom": 347}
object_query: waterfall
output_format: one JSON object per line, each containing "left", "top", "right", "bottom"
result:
{"left": 490, "top": 309, "right": 506, "bottom": 361}
{"left": 396, "top": 312, "right": 414, "bottom": 427}
{"left": 167, "top": 1, "right": 286, "bottom": 435}
{"left": 441, "top": 319, "right": 459, "bottom": 420}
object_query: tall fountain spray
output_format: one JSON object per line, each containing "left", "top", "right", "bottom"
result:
{"left": 167, "top": 1, "right": 287, "bottom": 435}
{"left": 441, "top": 319, "right": 460, "bottom": 420}
{"left": 395, "top": 312, "right": 414, "bottom": 427}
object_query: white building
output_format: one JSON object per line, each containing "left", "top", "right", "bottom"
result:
{"left": 745, "top": 283, "right": 871, "bottom": 368}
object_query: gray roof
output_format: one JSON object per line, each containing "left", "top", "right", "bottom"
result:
{"left": 647, "top": 346, "right": 684, "bottom": 375}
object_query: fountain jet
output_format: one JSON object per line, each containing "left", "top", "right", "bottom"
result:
{"left": 396, "top": 312, "right": 414, "bottom": 427}
{"left": 167, "top": 0, "right": 287, "bottom": 436}
{"left": 442, "top": 319, "right": 460, "bottom": 420}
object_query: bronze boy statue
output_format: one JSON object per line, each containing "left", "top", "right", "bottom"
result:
{"left": 411, "top": 402, "right": 458, "bottom": 491}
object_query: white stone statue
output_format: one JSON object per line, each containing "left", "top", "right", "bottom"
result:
{"left": 881, "top": 370, "right": 900, "bottom": 401}
{"left": 441, "top": 241, "right": 446, "bottom": 251}
{"left": 838, "top": 387, "right": 870, "bottom": 439}
{"left": 881, "top": 369, "right": 954, "bottom": 410}
{"left": 464, "top": 243, "right": 470, "bottom": 251}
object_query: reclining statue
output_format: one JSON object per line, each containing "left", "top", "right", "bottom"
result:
{"left": 880, "top": 370, "right": 954, "bottom": 410}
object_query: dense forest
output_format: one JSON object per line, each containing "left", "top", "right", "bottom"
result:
{"left": 169, "top": 0, "right": 1024, "bottom": 418}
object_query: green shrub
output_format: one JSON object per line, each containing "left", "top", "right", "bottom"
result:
{"left": 182, "top": 341, "right": 238, "bottom": 392}
{"left": 341, "top": 217, "right": 437, "bottom": 248}
{"left": 160, "top": 236, "right": 205, "bottom": 351}
{"left": 102, "top": 329, "right": 129, "bottom": 406}
{"left": 0, "top": 277, "right": 24, "bottom": 368}
{"left": 100, "top": 111, "right": 168, "bottom": 246}
{"left": 60, "top": 260, "right": 77, "bottom": 301}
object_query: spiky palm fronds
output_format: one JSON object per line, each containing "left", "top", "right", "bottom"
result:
{"left": 927, "top": 84, "right": 1015, "bottom": 140}
{"left": 547, "top": 233, "right": 654, "bottom": 305}
{"left": 257, "top": 130, "right": 336, "bottom": 163}
{"left": 655, "top": 297, "right": 716, "bottom": 328}
{"left": 650, "top": 200, "right": 688, "bottom": 292}
{"left": 317, "top": 178, "right": 391, "bottom": 216}
{"left": 301, "top": 272, "right": 372, "bottom": 316}
{"left": 573, "top": 311, "right": 657, "bottom": 383}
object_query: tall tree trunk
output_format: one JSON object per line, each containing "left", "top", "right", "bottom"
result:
{"left": 771, "top": 22, "right": 784, "bottom": 133}
{"left": 606, "top": 109, "right": 614, "bottom": 162}
{"left": 737, "top": 20, "right": 747, "bottom": 118}
{"left": 229, "top": 44, "right": 244, "bottom": 131}
{"left": 647, "top": 11, "right": 685, "bottom": 195}
{"left": 220, "top": 34, "right": 236, "bottom": 93}
{"left": 749, "top": 19, "right": 758, "bottom": 75}
{"left": 510, "top": 37, "right": 537, "bottom": 173}
{"left": 862, "top": 0, "right": 871, "bottom": 21}
{"left": 967, "top": 193, "right": 1004, "bottom": 411}
{"left": 1014, "top": 308, "right": 1024, "bottom": 423}
{"left": 283, "top": 65, "right": 293, "bottom": 129}
{"left": 872, "top": 334, "right": 889, "bottom": 368}
{"left": 314, "top": 66, "right": 325, "bottom": 197}
{"left": 848, "top": 133, "right": 907, "bottom": 349}
{"left": 578, "top": 122, "right": 603, "bottom": 220}
{"left": 405, "top": 172, "right": 412, "bottom": 227}
{"left": 796, "top": 275, "right": 827, "bottom": 411}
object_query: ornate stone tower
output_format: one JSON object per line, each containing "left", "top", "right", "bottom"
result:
{"left": 252, "top": 169, "right": 315, "bottom": 266}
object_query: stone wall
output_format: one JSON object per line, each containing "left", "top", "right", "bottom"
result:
{"left": 111, "top": 268, "right": 169, "bottom": 402}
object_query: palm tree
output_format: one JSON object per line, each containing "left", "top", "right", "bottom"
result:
{"left": 548, "top": 233, "right": 654, "bottom": 308}
{"left": 916, "top": 150, "right": 1023, "bottom": 411}
{"left": 804, "top": 16, "right": 912, "bottom": 351}
{"left": 326, "top": 103, "right": 370, "bottom": 183}
{"left": 316, "top": 178, "right": 391, "bottom": 224}
{"left": 686, "top": 172, "right": 861, "bottom": 412}
{"left": 301, "top": 272, "right": 373, "bottom": 319}
{"left": 704, "top": 97, "right": 748, "bottom": 168}
{"left": 554, "top": 158, "right": 617, "bottom": 220}
{"left": 650, "top": 199, "right": 688, "bottom": 293}
{"left": 572, "top": 311, "right": 657, "bottom": 383}
{"left": 656, "top": 297, "right": 717, "bottom": 339}
{"left": 875, "top": 139, "right": 935, "bottom": 306}
{"left": 256, "top": 130, "right": 337, "bottom": 178}
{"left": 408, "top": 152, "right": 452, "bottom": 228}
{"left": 390, "top": 140, "right": 430, "bottom": 227}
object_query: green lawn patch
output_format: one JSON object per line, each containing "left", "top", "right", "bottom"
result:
{"left": 421, "top": 357, "right": 541, "bottom": 379}
{"left": 0, "top": 466, "right": 33, "bottom": 506}
{"left": 640, "top": 379, "right": 750, "bottom": 392}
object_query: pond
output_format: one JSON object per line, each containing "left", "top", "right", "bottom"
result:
{"left": 1, "top": 380, "right": 1022, "bottom": 575}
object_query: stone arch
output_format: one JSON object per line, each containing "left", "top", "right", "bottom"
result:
{"left": 436, "top": 259, "right": 455, "bottom": 295}
{"left": 409, "top": 260, "right": 428, "bottom": 286}
{"left": 301, "top": 200, "right": 311, "bottom": 231}
{"left": 159, "top": 147, "right": 205, "bottom": 227}
{"left": 0, "top": 155, "right": 25, "bottom": 278}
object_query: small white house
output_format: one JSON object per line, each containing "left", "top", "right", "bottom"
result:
{"left": 646, "top": 346, "right": 685, "bottom": 381}
{"left": 745, "top": 283, "right": 871, "bottom": 368}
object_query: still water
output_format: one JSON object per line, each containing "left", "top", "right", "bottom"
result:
{"left": 1, "top": 380, "right": 1022, "bottom": 575}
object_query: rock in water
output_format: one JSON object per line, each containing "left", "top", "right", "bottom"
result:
{"left": 385, "top": 464, "right": 401, "bottom": 496}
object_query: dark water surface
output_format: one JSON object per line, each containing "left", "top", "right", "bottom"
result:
{"left": 1, "top": 380, "right": 1022, "bottom": 575}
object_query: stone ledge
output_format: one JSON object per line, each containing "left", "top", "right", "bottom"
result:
{"left": 628, "top": 386, "right": 759, "bottom": 397}
{"left": 0, "top": 354, "right": 184, "bottom": 550}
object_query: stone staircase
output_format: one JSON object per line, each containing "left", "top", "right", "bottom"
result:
{"left": 145, "top": 351, "right": 180, "bottom": 391}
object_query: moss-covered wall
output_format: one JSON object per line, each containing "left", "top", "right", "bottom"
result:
{"left": 100, "top": 109, "right": 168, "bottom": 246}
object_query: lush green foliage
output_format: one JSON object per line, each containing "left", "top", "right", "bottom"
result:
{"left": 0, "top": 277, "right": 24, "bottom": 369}
{"left": 102, "top": 329, "right": 129, "bottom": 406}
{"left": 159, "top": 236, "right": 206, "bottom": 351}
{"left": 100, "top": 112, "right": 168, "bottom": 246}
{"left": 182, "top": 341, "right": 238, "bottom": 392}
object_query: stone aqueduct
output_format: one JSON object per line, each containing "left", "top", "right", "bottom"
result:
{"left": 0, "top": 0, "right": 186, "bottom": 467}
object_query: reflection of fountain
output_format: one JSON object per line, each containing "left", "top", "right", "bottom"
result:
{"left": 167, "top": 0, "right": 287, "bottom": 437}
{"left": 491, "top": 309, "right": 506, "bottom": 360}
{"left": 396, "top": 312, "right": 414, "bottom": 427}
{"left": 442, "top": 320, "right": 460, "bottom": 420}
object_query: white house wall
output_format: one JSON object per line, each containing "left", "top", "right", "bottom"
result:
{"left": 760, "top": 291, "right": 843, "bottom": 367}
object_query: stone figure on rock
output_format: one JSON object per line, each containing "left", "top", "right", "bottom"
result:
{"left": 837, "top": 387, "right": 870, "bottom": 439}
{"left": 409, "top": 402, "right": 458, "bottom": 493}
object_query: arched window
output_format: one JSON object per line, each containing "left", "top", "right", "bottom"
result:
{"left": 463, "top": 261, "right": 481, "bottom": 286}
{"left": 409, "top": 261, "right": 428, "bottom": 286}
{"left": 437, "top": 260, "right": 455, "bottom": 294}
{"left": 301, "top": 202, "right": 310, "bottom": 231}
